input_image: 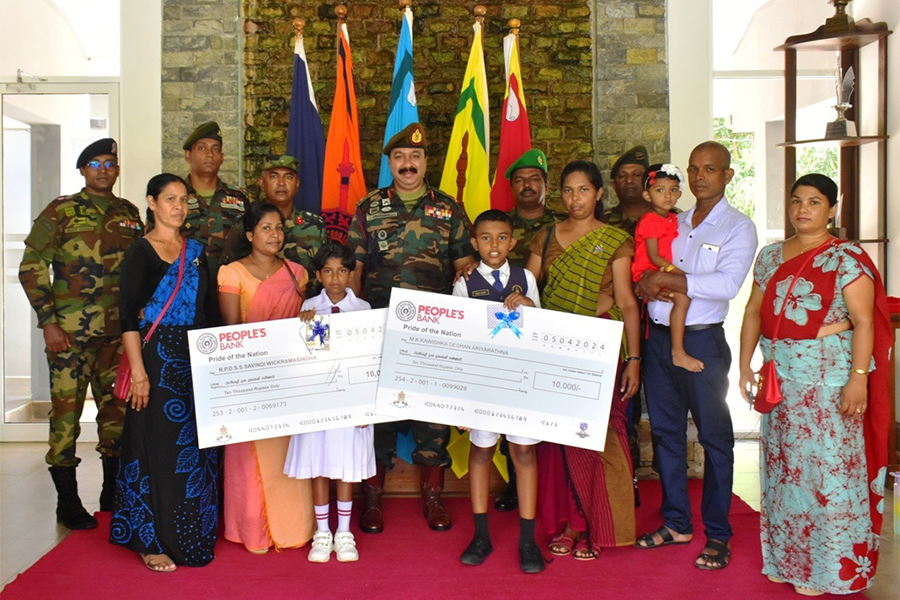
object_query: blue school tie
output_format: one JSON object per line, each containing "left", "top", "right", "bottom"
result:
{"left": 491, "top": 270, "right": 504, "bottom": 293}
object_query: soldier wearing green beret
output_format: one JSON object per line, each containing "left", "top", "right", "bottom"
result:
{"left": 222, "top": 154, "right": 328, "bottom": 295}
{"left": 504, "top": 148, "right": 565, "bottom": 269}
{"left": 602, "top": 145, "right": 652, "bottom": 237}
{"left": 18, "top": 138, "right": 143, "bottom": 530}
{"left": 347, "top": 122, "right": 476, "bottom": 535}
{"left": 179, "top": 121, "right": 250, "bottom": 283}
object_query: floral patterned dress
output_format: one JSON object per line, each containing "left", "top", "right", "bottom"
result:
{"left": 111, "top": 239, "right": 218, "bottom": 566}
{"left": 754, "top": 241, "right": 889, "bottom": 594}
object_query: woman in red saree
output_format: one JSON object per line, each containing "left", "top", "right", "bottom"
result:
{"left": 739, "top": 174, "right": 890, "bottom": 596}
{"left": 218, "top": 202, "right": 315, "bottom": 553}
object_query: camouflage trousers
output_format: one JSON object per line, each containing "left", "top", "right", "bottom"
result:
{"left": 374, "top": 420, "right": 451, "bottom": 468}
{"left": 45, "top": 335, "right": 125, "bottom": 467}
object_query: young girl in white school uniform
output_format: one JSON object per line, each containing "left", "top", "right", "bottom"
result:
{"left": 284, "top": 242, "right": 375, "bottom": 563}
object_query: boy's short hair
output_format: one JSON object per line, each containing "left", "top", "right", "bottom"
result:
{"left": 312, "top": 241, "right": 356, "bottom": 272}
{"left": 472, "top": 209, "right": 513, "bottom": 233}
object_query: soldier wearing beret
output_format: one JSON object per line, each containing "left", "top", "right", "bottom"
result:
{"left": 222, "top": 154, "right": 328, "bottom": 295}
{"left": 603, "top": 145, "right": 652, "bottom": 237}
{"left": 505, "top": 148, "right": 564, "bottom": 269}
{"left": 180, "top": 121, "right": 250, "bottom": 282}
{"left": 347, "top": 122, "right": 476, "bottom": 535}
{"left": 18, "top": 138, "right": 143, "bottom": 530}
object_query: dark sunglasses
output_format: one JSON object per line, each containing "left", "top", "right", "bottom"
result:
{"left": 86, "top": 160, "right": 118, "bottom": 169}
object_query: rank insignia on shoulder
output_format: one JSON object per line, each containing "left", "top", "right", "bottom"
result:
{"left": 187, "top": 197, "right": 200, "bottom": 209}
{"left": 425, "top": 206, "right": 452, "bottom": 221}
{"left": 119, "top": 220, "right": 142, "bottom": 230}
{"left": 378, "top": 240, "right": 389, "bottom": 251}
{"left": 295, "top": 215, "right": 305, "bottom": 226}
{"left": 221, "top": 196, "right": 244, "bottom": 210}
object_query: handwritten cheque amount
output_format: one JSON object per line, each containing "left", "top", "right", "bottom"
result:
{"left": 375, "top": 289, "right": 624, "bottom": 451}
{"left": 188, "top": 309, "right": 390, "bottom": 449}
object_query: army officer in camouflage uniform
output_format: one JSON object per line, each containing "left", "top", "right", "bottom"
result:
{"left": 222, "top": 154, "right": 327, "bottom": 295}
{"left": 18, "top": 138, "right": 143, "bottom": 530}
{"left": 347, "top": 122, "right": 476, "bottom": 535}
{"left": 180, "top": 121, "right": 250, "bottom": 283}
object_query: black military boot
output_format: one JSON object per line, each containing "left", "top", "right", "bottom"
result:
{"left": 48, "top": 466, "right": 98, "bottom": 530}
{"left": 99, "top": 456, "right": 119, "bottom": 512}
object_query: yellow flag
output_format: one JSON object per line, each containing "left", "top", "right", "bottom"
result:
{"left": 440, "top": 21, "right": 491, "bottom": 220}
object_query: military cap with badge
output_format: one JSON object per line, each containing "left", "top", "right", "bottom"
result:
{"left": 182, "top": 121, "right": 223, "bottom": 151}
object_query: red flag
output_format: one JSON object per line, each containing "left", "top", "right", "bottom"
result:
{"left": 321, "top": 22, "right": 366, "bottom": 243}
{"left": 490, "top": 31, "right": 532, "bottom": 212}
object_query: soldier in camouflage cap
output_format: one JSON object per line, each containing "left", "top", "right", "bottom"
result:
{"left": 222, "top": 154, "right": 328, "bottom": 295}
{"left": 179, "top": 121, "right": 250, "bottom": 290}
{"left": 18, "top": 138, "right": 143, "bottom": 530}
{"left": 347, "top": 122, "right": 476, "bottom": 534}
{"left": 602, "top": 145, "right": 652, "bottom": 236}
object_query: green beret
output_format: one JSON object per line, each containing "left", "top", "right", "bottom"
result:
{"left": 610, "top": 145, "right": 650, "bottom": 178}
{"left": 261, "top": 154, "right": 299, "bottom": 173}
{"left": 505, "top": 148, "right": 547, "bottom": 179}
{"left": 76, "top": 138, "right": 117, "bottom": 169}
{"left": 382, "top": 122, "right": 427, "bottom": 155}
{"left": 182, "top": 121, "right": 222, "bottom": 151}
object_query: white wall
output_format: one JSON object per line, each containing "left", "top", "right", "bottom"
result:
{"left": 119, "top": 1, "right": 162, "bottom": 211}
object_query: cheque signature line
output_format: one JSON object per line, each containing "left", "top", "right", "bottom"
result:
{"left": 394, "top": 371, "right": 526, "bottom": 393}
{"left": 210, "top": 381, "right": 335, "bottom": 401}
{"left": 404, "top": 340, "right": 603, "bottom": 378}
{"left": 396, "top": 361, "right": 522, "bottom": 383}
{"left": 211, "top": 388, "right": 342, "bottom": 408}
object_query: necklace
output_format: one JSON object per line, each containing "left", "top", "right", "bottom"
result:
{"left": 791, "top": 234, "right": 832, "bottom": 255}
{"left": 248, "top": 253, "right": 279, "bottom": 280}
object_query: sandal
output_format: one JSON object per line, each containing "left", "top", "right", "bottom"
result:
{"left": 141, "top": 553, "right": 177, "bottom": 573}
{"left": 793, "top": 586, "right": 824, "bottom": 597}
{"left": 549, "top": 532, "right": 575, "bottom": 556}
{"left": 635, "top": 525, "right": 691, "bottom": 549}
{"left": 694, "top": 539, "right": 730, "bottom": 571}
{"left": 573, "top": 538, "right": 599, "bottom": 561}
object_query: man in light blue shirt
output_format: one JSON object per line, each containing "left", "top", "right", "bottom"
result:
{"left": 634, "top": 141, "right": 757, "bottom": 571}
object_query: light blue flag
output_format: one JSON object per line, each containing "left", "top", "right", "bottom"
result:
{"left": 378, "top": 5, "right": 418, "bottom": 188}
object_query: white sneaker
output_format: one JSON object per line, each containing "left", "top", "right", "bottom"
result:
{"left": 308, "top": 530, "right": 333, "bottom": 563}
{"left": 334, "top": 531, "right": 359, "bottom": 562}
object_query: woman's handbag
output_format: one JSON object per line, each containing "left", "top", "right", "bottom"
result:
{"left": 754, "top": 240, "right": 834, "bottom": 413}
{"left": 114, "top": 241, "right": 187, "bottom": 400}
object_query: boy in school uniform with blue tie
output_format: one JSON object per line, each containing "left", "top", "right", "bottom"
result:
{"left": 451, "top": 209, "right": 544, "bottom": 573}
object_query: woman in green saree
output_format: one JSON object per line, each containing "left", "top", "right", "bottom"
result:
{"left": 526, "top": 160, "right": 641, "bottom": 560}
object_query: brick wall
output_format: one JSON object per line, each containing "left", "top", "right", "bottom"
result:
{"left": 239, "top": 0, "right": 668, "bottom": 202}
{"left": 162, "top": 0, "right": 243, "bottom": 185}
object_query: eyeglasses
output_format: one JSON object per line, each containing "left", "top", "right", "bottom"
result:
{"left": 86, "top": 160, "right": 118, "bottom": 170}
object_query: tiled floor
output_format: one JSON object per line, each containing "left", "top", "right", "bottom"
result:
{"left": 1, "top": 440, "right": 897, "bottom": 597}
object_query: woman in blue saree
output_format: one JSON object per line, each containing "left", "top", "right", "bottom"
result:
{"left": 111, "top": 173, "right": 218, "bottom": 572}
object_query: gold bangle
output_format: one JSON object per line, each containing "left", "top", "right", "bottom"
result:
{"left": 664, "top": 264, "right": 676, "bottom": 272}
{"left": 851, "top": 368, "right": 867, "bottom": 376}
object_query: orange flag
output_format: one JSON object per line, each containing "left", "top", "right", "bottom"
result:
{"left": 321, "top": 20, "right": 366, "bottom": 243}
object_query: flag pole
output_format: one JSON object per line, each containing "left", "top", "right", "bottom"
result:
{"left": 335, "top": 4, "right": 347, "bottom": 25}
{"left": 508, "top": 18, "right": 520, "bottom": 39}
{"left": 292, "top": 17, "right": 305, "bottom": 44}
{"left": 474, "top": 4, "right": 486, "bottom": 26}
{"left": 400, "top": 0, "right": 411, "bottom": 10}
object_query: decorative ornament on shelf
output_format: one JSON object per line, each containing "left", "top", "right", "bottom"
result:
{"left": 824, "top": 0, "right": 854, "bottom": 36}
{"left": 825, "top": 56, "right": 856, "bottom": 139}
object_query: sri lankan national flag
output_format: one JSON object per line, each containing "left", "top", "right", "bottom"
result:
{"left": 321, "top": 22, "right": 366, "bottom": 243}
{"left": 439, "top": 20, "right": 490, "bottom": 220}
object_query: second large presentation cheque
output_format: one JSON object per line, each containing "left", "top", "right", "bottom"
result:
{"left": 375, "top": 289, "right": 624, "bottom": 451}
{"left": 188, "top": 309, "right": 389, "bottom": 449}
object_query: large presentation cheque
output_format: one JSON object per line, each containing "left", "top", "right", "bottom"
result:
{"left": 188, "top": 309, "right": 389, "bottom": 449}
{"left": 375, "top": 289, "right": 624, "bottom": 451}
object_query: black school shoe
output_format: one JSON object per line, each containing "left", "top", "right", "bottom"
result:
{"left": 460, "top": 536, "right": 493, "bottom": 566}
{"left": 519, "top": 540, "right": 546, "bottom": 573}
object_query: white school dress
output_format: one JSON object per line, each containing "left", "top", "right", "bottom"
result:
{"left": 283, "top": 288, "right": 376, "bottom": 482}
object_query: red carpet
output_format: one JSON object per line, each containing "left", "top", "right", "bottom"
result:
{"left": 1, "top": 480, "right": 846, "bottom": 600}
